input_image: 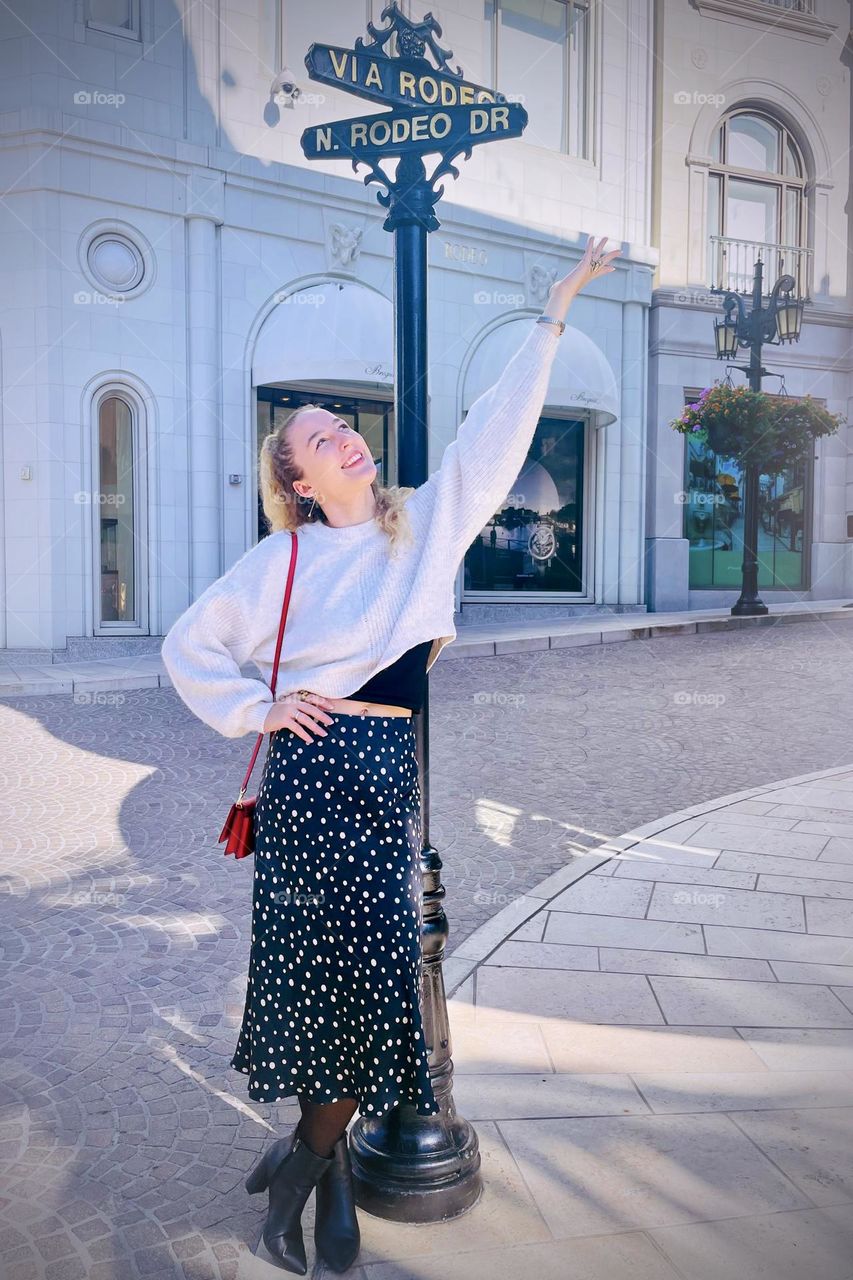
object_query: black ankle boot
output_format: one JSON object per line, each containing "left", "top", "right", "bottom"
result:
{"left": 245, "top": 1126, "right": 334, "bottom": 1274}
{"left": 314, "top": 1133, "right": 361, "bottom": 1272}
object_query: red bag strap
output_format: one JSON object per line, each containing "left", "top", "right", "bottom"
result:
{"left": 237, "top": 530, "right": 298, "bottom": 799}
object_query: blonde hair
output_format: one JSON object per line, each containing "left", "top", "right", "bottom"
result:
{"left": 259, "top": 402, "right": 415, "bottom": 555}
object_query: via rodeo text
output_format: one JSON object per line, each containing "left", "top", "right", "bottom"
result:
{"left": 301, "top": 44, "right": 527, "bottom": 158}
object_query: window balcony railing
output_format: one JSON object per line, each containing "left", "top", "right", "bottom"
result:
{"left": 759, "top": 0, "right": 815, "bottom": 12}
{"left": 709, "top": 235, "right": 812, "bottom": 302}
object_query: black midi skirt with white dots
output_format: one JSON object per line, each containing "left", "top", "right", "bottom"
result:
{"left": 230, "top": 713, "right": 440, "bottom": 1119}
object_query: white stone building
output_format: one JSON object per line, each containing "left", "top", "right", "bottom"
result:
{"left": 646, "top": 0, "right": 852, "bottom": 611}
{"left": 0, "top": 0, "right": 847, "bottom": 660}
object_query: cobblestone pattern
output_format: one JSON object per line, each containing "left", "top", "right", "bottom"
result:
{"left": 1, "top": 618, "right": 853, "bottom": 1278}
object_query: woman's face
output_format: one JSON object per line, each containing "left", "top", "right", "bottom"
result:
{"left": 288, "top": 407, "right": 377, "bottom": 507}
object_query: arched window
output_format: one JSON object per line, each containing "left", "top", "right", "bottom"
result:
{"left": 708, "top": 110, "right": 809, "bottom": 296}
{"left": 94, "top": 391, "right": 147, "bottom": 632}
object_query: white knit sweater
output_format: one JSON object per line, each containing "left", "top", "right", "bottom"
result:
{"left": 161, "top": 319, "right": 561, "bottom": 738}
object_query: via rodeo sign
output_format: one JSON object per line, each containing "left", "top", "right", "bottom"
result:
{"left": 301, "top": 36, "right": 527, "bottom": 162}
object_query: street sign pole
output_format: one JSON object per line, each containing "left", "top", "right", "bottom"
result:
{"left": 299, "top": 1, "right": 527, "bottom": 1222}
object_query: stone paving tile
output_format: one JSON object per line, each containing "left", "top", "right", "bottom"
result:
{"left": 546, "top": 875, "right": 653, "bottom": 917}
{"left": 648, "top": 1205, "right": 853, "bottom": 1280}
{"left": 544, "top": 911, "right": 706, "bottom": 952}
{"left": 540, "top": 1024, "right": 770, "bottom": 1074}
{"left": 630, "top": 1071, "right": 853, "bottom": 1113}
{"left": 729, "top": 1106, "right": 853, "bottom": 1207}
{"left": 362, "top": 1233, "right": 686, "bottom": 1280}
{"left": 705, "top": 924, "right": 853, "bottom": 964}
{"left": 475, "top": 965, "right": 665, "bottom": 1025}
{"left": 647, "top": 882, "right": 807, "bottom": 931}
{"left": 716, "top": 849, "right": 853, "bottom": 882}
{"left": 453, "top": 1072, "right": 649, "bottom": 1121}
{"left": 496, "top": 1113, "right": 809, "bottom": 1238}
{"left": 597, "top": 947, "right": 774, "bottom": 981}
{"left": 733, "top": 1028, "right": 853, "bottom": 1072}
{"left": 648, "top": 975, "right": 853, "bottom": 1027}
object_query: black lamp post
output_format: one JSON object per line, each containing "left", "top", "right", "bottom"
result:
{"left": 297, "top": 2, "right": 529, "bottom": 1223}
{"left": 711, "top": 259, "right": 804, "bottom": 616}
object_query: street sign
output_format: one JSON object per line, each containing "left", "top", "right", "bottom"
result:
{"left": 305, "top": 43, "right": 508, "bottom": 112}
{"left": 301, "top": 102, "right": 527, "bottom": 162}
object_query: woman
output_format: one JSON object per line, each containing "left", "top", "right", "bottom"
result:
{"left": 161, "top": 235, "right": 620, "bottom": 1274}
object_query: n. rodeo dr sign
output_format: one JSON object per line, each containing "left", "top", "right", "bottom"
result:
{"left": 302, "top": 102, "right": 526, "bottom": 160}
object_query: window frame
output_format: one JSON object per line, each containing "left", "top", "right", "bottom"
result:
{"left": 484, "top": 0, "right": 595, "bottom": 160}
{"left": 84, "top": 0, "right": 141, "bottom": 41}
{"left": 92, "top": 387, "right": 150, "bottom": 635}
{"left": 709, "top": 110, "right": 807, "bottom": 250}
{"left": 461, "top": 411, "right": 594, "bottom": 603}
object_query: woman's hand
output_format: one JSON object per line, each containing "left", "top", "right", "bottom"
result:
{"left": 262, "top": 691, "right": 337, "bottom": 742}
{"left": 545, "top": 234, "right": 622, "bottom": 321}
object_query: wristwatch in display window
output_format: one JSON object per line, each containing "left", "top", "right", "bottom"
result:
{"left": 536, "top": 314, "right": 566, "bottom": 336}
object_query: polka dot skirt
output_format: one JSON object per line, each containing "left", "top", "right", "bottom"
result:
{"left": 230, "top": 714, "right": 441, "bottom": 1119}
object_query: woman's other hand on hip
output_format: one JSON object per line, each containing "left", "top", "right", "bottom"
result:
{"left": 262, "top": 691, "right": 336, "bottom": 742}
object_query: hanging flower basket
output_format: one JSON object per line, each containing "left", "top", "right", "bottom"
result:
{"left": 671, "top": 382, "right": 843, "bottom": 471}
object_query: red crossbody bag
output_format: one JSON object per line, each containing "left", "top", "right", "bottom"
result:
{"left": 218, "top": 530, "right": 298, "bottom": 860}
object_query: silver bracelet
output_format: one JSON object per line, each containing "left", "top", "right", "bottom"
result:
{"left": 537, "top": 314, "right": 565, "bottom": 336}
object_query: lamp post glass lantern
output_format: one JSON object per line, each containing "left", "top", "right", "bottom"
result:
{"left": 296, "top": 0, "right": 529, "bottom": 1224}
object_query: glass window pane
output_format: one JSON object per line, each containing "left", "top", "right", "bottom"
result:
{"left": 707, "top": 172, "right": 722, "bottom": 284}
{"left": 726, "top": 177, "right": 778, "bottom": 244}
{"left": 685, "top": 437, "right": 806, "bottom": 590}
{"left": 710, "top": 124, "right": 723, "bottom": 163}
{"left": 484, "top": 0, "right": 496, "bottom": 77}
{"left": 784, "top": 135, "right": 802, "bottom": 177}
{"left": 784, "top": 186, "right": 801, "bottom": 246}
{"left": 498, "top": 0, "right": 568, "bottom": 151}
{"left": 464, "top": 415, "right": 585, "bottom": 594}
{"left": 284, "top": 0, "right": 359, "bottom": 64}
{"left": 87, "top": 0, "right": 134, "bottom": 29}
{"left": 99, "top": 397, "right": 135, "bottom": 623}
{"left": 567, "top": 1, "right": 590, "bottom": 157}
{"left": 727, "top": 114, "right": 780, "bottom": 174}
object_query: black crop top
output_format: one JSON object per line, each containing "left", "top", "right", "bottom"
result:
{"left": 348, "top": 639, "right": 434, "bottom": 714}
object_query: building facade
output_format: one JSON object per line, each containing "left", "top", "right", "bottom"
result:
{"left": 647, "top": 0, "right": 852, "bottom": 611}
{"left": 0, "top": 0, "right": 847, "bottom": 660}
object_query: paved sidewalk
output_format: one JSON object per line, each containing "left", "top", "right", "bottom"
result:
{"left": 0, "top": 597, "right": 851, "bottom": 698}
{"left": 334, "top": 764, "right": 853, "bottom": 1280}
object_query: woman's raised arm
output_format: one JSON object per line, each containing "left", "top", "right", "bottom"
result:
{"left": 405, "top": 235, "right": 621, "bottom": 572}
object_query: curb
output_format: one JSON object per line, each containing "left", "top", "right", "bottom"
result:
{"left": 2, "top": 605, "right": 853, "bottom": 699}
{"left": 442, "top": 759, "right": 853, "bottom": 999}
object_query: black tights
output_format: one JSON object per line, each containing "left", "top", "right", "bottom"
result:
{"left": 295, "top": 1093, "right": 358, "bottom": 1159}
